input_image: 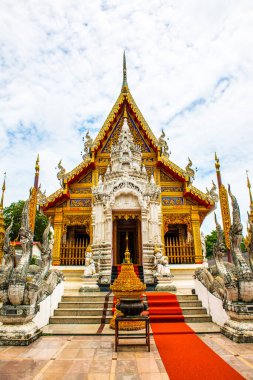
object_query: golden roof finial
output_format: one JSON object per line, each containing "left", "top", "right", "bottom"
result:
{"left": 124, "top": 231, "right": 131, "bottom": 264}
{"left": 122, "top": 50, "right": 128, "bottom": 93}
{"left": 0, "top": 172, "right": 6, "bottom": 210}
{"left": 35, "top": 154, "right": 40, "bottom": 176}
{"left": 246, "top": 170, "right": 253, "bottom": 205}
{"left": 215, "top": 152, "right": 220, "bottom": 171}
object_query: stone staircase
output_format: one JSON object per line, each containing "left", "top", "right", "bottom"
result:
{"left": 49, "top": 292, "right": 212, "bottom": 325}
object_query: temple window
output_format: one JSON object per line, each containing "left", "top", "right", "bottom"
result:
{"left": 164, "top": 224, "right": 194, "bottom": 264}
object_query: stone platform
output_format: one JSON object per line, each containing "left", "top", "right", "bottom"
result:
{"left": 0, "top": 333, "right": 253, "bottom": 380}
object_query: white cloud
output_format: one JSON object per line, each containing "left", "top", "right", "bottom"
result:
{"left": 0, "top": 0, "right": 253, "bottom": 235}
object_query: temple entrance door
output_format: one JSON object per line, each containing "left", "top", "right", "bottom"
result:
{"left": 113, "top": 218, "right": 142, "bottom": 265}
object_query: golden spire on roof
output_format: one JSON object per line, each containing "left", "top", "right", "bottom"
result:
{"left": 215, "top": 152, "right": 220, "bottom": 171}
{"left": 35, "top": 154, "right": 40, "bottom": 175}
{"left": 122, "top": 50, "right": 128, "bottom": 93}
{"left": 246, "top": 170, "right": 253, "bottom": 206}
{"left": 0, "top": 172, "right": 6, "bottom": 210}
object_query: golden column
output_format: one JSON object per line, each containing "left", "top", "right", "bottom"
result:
{"left": 52, "top": 208, "right": 63, "bottom": 265}
{"left": 215, "top": 153, "right": 232, "bottom": 262}
{"left": 246, "top": 171, "right": 253, "bottom": 223}
{"left": 0, "top": 173, "right": 6, "bottom": 264}
{"left": 191, "top": 207, "right": 202, "bottom": 263}
{"left": 29, "top": 154, "right": 40, "bottom": 233}
{"left": 245, "top": 171, "right": 253, "bottom": 250}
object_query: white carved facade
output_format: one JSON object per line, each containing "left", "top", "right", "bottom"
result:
{"left": 92, "top": 117, "right": 162, "bottom": 284}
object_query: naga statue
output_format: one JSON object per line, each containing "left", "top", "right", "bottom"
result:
{"left": 0, "top": 199, "right": 63, "bottom": 325}
{"left": 195, "top": 186, "right": 253, "bottom": 342}
{"left": 37, "top": 185, "right": 47, "bottom": 206}
{"left": 158, "top": 130, "right": 171, "bottom": 158}
{"left": 185, "top": 157, "right": 195, "bottom": 185}
{"left": 246, "top": 216, "right": 253, "bottom": 272}
{"left": 206, "top": 180, "right": 219, "bottom": 203}
{"left": 56, "top": 159, "right": 66, "bottom": 188}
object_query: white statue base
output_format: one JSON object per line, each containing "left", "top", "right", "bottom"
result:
{"left": 155, "top": 275, "right": 177, "bottom": 292}
{"left": 0, "top": 321, "right": 41, "bottom": 346}
{"left": 79, "top": 277, "right": 100, "bottom": 292}
{"left": 221, "top": 319, "right": 253, "bottom": 343}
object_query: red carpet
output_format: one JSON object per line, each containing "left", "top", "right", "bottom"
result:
{"left": 146, "top": 292, "right": 184, "bottom": 323}
{"left": 146, "top": 292, "right": 245, "bottom": 380}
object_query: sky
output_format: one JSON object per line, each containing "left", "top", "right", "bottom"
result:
{"left": 0, "top": 0, "right": 253, "bottom": 234}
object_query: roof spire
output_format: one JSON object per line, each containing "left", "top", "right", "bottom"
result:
{"left": 122, "top": 50, "right": 128, "bottom": 93}
{"left": 215, "top": 152, "right": 220, "bottom": 172}
{"left": 0, "top": 172, "right": 6, "bottom": 210}
{"left": 34, "top": 154, "right": 40, "bottom": 190}
{"left": 246, "top": 170, "right": 253, "bottom": 206}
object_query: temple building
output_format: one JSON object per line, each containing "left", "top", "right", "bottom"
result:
{"left": 40, "top": 54, "right": 215, "bottom": 285}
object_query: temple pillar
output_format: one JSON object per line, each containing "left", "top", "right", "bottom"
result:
{"left": 52, "top": 208, "right": 63, "bottom": 265}
{"left": 191, "top": 208, "right": 202, "bottom": 264}
{"left": 141, "top": 209, "right": 148, "bottom": 244}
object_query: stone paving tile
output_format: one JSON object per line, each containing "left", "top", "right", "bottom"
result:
{"left": 87, "top": 372, "right": 110, "bottom": 379}
{"left": 0, "top": 333, "right": 252, "bottom": 380}
{"left": 93, "top": 348, "right": 113, "bottom": 360}
{"left": 0, "top": 359, "right": 47, "bottom": 379}
{"left": 115, "top": 374, "right": 141, "bottom": 380}
{"left": 116, "top": 359, "right": 138, "bottom": 374}
{"left": 136, "top": 357, "right": 160, "bottom": 373}
{"left": 67, "top": 340, "right": 101, "bottom": 349}
{"left": 57, "top": 347, "right": 96, "bottom": 360}
{"left": 89, "top": 358, "right": 112, "bottom": 373}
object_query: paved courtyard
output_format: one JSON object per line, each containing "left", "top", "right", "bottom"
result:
{"left": 0, "top": 333, "right": 253, "bottom": 380}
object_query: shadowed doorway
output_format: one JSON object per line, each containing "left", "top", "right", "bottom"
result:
{"left": 113, "top": 218, "right": 142, "bottom": 265}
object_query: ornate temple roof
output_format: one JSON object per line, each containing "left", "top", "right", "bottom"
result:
{"left": 41, "top": 53, "right": 215, "bottom": 211}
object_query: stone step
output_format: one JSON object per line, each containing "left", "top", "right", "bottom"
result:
{"left": 183, "top": 315, "right": 212, "bottom": 323}
{"left": 174, "top": 294, "right": 198, "bottom": 300}
{"left": 62, "top": 295, "right": 113, "bottom": 302}
{"left": 181, "top": 307, "right": 207, "bottom": 315}
{"left": 54, "top": 308, "right": 113, "bottom": 316}
{"left": 60, "top": 294, "right": 198, "bottom": 303}
{"left": 49, "top": 313, "right": 211, "bottom": 324}
{"left": 49, "top": 316, "right": 111, "bottom": 324}
{"left": 58, "top": 302, "right": 114, "bottom": 309}
{"left": 178, "top": 300, "right": 202, "bottom": 307}
{"left": 55, "top": 306, "right": 206, "bottom": 317}
{"left": 58, "top": 300, "right": 202, "bottom": 309}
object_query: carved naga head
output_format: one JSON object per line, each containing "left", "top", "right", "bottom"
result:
{"left": 19, "top": 200, "right": 32, "bottom": 242}
{"left": 213, "top": 213, "right": 226, "bottom": 258}
{"left": 228, "top": 185, "right": 243, "bottom": 237}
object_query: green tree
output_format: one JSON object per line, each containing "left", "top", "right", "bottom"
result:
{"left": 3, "top": 200, "right": 48, "bottom": 242}
{"left": 205, "top": 230, "right": 218, "bottom": 259}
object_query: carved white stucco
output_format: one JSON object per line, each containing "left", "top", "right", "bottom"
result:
{"left": 92, "top": 117, "right": 161, "bottom": 284}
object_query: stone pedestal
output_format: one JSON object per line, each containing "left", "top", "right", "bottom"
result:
{"left": 221, "top": 305, "right": 253, "bottom": 343}
{"left": 0, "top": 304, "right": 41, "bottom": 346}
{"left": 221, "top": 319, "right": 253, "bottom": 343}
{"left": 0, "top": 321, "right": 41, "bottom": 346}
{"left": 79, "top": 276, "right": 100, "bottom": 292}
{"left": 155, "top": 275, "right": 176, "bottom": 292}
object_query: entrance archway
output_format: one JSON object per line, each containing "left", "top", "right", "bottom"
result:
{"left": 113, "top": 217, "right": 142, "bottom": 265}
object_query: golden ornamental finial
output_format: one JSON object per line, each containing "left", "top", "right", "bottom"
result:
{"left": 35, "top": 154, "right": 40, "bottom": 176}
{"left": 0, "top": 172, "right": 6, "bottom": 209}
{"left": 246, "top": 170, "right": 253, "bottom": 205}
{"left": 215, "top": 152, "right": 220, "bottom": 171}
{"left": 122, "top": 50, "right": 128, "bottom": 92}
{"left": 124, "top": 231, "right": 131, "bottom": 264}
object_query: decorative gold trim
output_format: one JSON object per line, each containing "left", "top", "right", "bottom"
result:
{"left": 163, "top": 214, "right": 191, "bottom": 232}
{"left": 219, "top": 184, "right": 231, "bottom": 249}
